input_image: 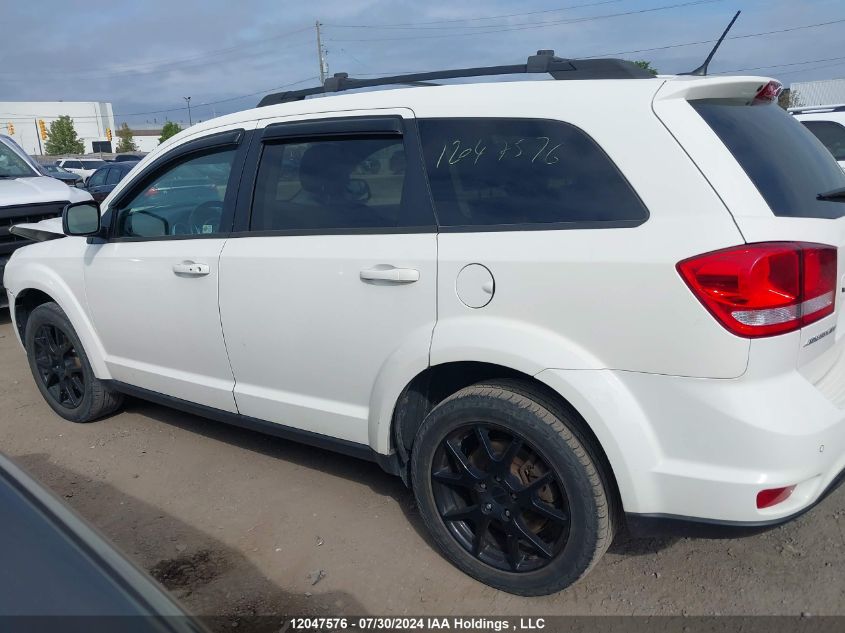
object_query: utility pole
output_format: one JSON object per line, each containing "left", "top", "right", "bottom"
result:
{"left": 183, "top": 96, "right": 192, "bottom": 126}
{"left": 34, "top": 118, "right": 43, "bottom": 156}
{"left": 315, "top": 20, "right": 328, "bottom": 84}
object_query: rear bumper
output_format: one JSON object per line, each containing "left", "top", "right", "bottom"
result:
{"left": 625, "top": 466, "right": 845, "bottom": 537}
{"left": 538, "top": 355, "right": 845, "bottom": 525}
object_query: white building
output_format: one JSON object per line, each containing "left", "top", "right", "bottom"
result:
{"left": 129, "top": 128, "right": 162, "bottom": 153}
{"left": 0, "top": 101, "right": 115, "bottom": 156}
{"left": 790, "top": 78, "right": 845, "bottom": 108}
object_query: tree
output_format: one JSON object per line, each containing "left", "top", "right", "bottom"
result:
{"left": 159, "top": 121, "right": 183, "bottom": 144}
{"left": 115, "top": 122, "right": 138, "bottom": 152}
{"left": 44, "top": 115, "right": 84, "bottom": 155}
{"left": 632, "top": 60, "right": 658, "bottom": 76}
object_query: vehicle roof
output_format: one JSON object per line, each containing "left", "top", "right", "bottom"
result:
{"left": 151, "top": 74, "right": 775, "bottom": 158}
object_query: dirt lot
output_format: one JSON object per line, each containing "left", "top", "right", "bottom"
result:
{"left": 1, "top": 310, "right": 844, "bottom": 622}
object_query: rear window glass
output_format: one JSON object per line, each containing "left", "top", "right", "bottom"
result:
{"left": 418, "top": 118, "right": 647, "bottom": 228}
{"left": 801, "top": 120, "right": 845, "bottom": 162}
{"left": 691, "top": 100, "right": 845, "bottom": 219}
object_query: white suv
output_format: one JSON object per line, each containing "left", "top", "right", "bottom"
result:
{"left": 5, "top": 53, "right": 845, "bottom": 596}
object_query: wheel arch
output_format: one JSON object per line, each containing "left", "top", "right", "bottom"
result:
{"left": 383, "top": 360, "right": 624, "bottom": 512}
{"left": 11, "top": 276, "right": 110, "bottom": 379}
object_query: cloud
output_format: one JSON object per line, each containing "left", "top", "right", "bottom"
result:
{"left": 2, "top": 0, "right": 843, "bottom": 126}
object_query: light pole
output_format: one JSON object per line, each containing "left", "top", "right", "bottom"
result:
{"left": 183, "top": 96, "right": 192, "bottom": 126}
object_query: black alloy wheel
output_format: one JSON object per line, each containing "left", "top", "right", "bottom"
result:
{"left": 24, "top": 301, "right": 123, "bottom": 422}
{"left": 431, "top": 423, "right": 571, "bottom": 573}
{"left": 32, "top": 323, "right": 85, "bottom": 409}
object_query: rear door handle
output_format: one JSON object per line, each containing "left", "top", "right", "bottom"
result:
{"left": 360, "top": 266, "right": 420, "bottom": 284}
{"left": 172, "top": 261, "right": 210, "bottom": 276}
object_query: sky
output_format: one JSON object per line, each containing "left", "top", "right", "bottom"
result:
{"left": 3, "top": 0, "right": 844, "bottom": 128}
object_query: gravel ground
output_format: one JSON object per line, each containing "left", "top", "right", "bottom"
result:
{"left": 1, "top": 310, "right": 844, "bottom": 624}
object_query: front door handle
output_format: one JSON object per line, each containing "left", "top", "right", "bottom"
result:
{"left": 360, "top": 266, "right": 420, "bottom": 284}
{"left": 173, "top": 261, "right": 210, "bottom": 276}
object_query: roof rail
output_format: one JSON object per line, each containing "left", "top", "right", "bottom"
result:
{"left": 257, "top": 50, "right": 653, "bottom": 107}
{"left": 788, "top": 104, "right": 845, "bottom": 114}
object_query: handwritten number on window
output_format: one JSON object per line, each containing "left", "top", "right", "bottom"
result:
{"left": 437, "top": 137, "right": 558, "bottom": 168}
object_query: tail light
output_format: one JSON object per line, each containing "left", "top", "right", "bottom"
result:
{"left": 678, "top": 242, "right": 837, "bottom": 338}
{"left": 752, "top": 80, "right": 783, "bottom": 105}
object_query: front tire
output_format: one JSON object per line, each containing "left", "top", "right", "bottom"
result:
{"left": 25, "top": 302, "right": 123, "bottom": 423}
{"left": 411, "top": 380, "right": 614, "bottom": 595}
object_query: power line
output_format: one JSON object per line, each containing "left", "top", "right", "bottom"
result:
{"left": 585, "top": 17, "right": 845, "bottom": 58}
{"left": 0, "top": 77, "right": 319, "bottom": 122}
{"left": 713, "top": 55, "right": 845, "bottom": 75}
{"left": 326, "top": 0, "right": 723, "bottom": 42}
{"left": 0, "top": 26, "right": 312, "bottom": 79}
{"left": 324, "top": 0, "right": 623, "bottom": 28}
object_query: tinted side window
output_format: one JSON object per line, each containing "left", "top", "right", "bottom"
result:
{"left": 692, "top": 100, "right": 845, "bottom": 219}
{"left": 87, "top": 168, "right": 107, "bottom": 187}
{"left": 251, "top": 137, "right": 409, "bottom": 231}
{"left": 802, "top": 120, "right": 845, "bottom": 162}
{"left": 64, "top": 161, "right": 82, "bottom": 169}
{"left": 115, "top": 148, "right": 235, "bottom": 238}
{"left": 105, "top": 167, "right": 123, "bottom": 185}
{"left": 418, "top": 118, "right": 647, "bottom": 228}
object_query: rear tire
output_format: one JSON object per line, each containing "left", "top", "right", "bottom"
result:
{"left": 411, "top": 379, "right": 614, "bottom": 595}
{"left": 25, "top": 302, "right": 123, "bottom": 423}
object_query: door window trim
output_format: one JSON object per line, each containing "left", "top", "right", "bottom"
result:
{"left": 104, "top": 128, "right": 250, "bottom": 243}
{"left": 230, "top": 115, "right": 437, "bottom": 236}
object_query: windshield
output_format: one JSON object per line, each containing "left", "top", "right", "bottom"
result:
{"left": 0, "top": 141, "right": 38, "bottom": 178}
{"left": 691, "top": 100, "right": 845, "bottom": 219}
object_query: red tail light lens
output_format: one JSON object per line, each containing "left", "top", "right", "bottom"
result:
{"left": 752, "top": 80, "right": 783, "bottom": 105}
{"left": 678, "top": 242, "right": 837, "bottom": 338}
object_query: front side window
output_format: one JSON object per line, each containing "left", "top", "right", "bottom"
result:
{"left": 105, "top": 167, "right": 123, "bottom": 185}
{"left": 418, "top": 118, "right": 648, "bottom": 228}
{"left": 87, "top": 168, "right": 107, "bottom": 187}
{"left": 802, "top": 120, "right": 845, "bottom": 162}
{"left": 115, "top": 148, "right": 235, "bottom": 238}
{"left": 251, "top": 137, "right": 409, "bottom": 231}
{"left": 81, "top": 160, "right": 106, "bottom": 170}
{"left": 64, "top": 160, "right": 82, "bottom": 169}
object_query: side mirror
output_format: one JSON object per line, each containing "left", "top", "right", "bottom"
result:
{"left": 62, "top": 201, "right": 101, "bottom": 236}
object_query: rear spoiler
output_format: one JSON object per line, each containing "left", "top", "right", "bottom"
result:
{"left": 654, "top": 75, "right": 779, "bottom": 103}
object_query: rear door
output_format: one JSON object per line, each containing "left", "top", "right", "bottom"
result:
{"left": 218, "top": 111, "right": 437, "bottom": 445}
{"left": 654, "top": 78, "right": 845, "bottom": 376}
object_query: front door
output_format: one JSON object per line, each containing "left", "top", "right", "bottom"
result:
{"left": 83, "top": 130, "right": 248, "bottom": 412}
{"left": 219, "top": 112, "right": 438, "bottom": 444}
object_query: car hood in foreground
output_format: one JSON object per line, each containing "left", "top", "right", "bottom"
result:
{"left": 0, "top": 176, "right": 91, "bottom": 207}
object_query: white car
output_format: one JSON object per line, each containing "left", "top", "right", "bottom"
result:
{"left": 0, "top": 134, "right": 91, "bottom": 306}
{"left": 5, "top": 53, "right": 845, "bottom": 596}
{"left": 54, "top": 158, "right": 108, "bottom": 184}
{"left": 791, "top": 105, "right": 845, "bottom": 170}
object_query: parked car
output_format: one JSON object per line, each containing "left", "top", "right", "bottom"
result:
{"left": 0, "top": 134, "right": 91, "bottom": 307}
{"left": 85, "top": 161, "right": 139, "bottom": 203}
{"left": 54, "top": 158, "right": 107, "bottom": 184}
{"left": 0, "top": 452, "right": 204, "bottom": 628}
{"left": 39, "top": 163, "right": 83, "bottom": 187}
{"left": 5, "top": 53, "right": 845, "bottom": 596}
{"left": 113, "top": 153, "right": 146, "bottom": 162}
{"left": 791, "top": 105, "right": 845, "bottom": 170}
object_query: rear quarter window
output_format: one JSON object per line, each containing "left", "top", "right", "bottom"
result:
{"left": 691, "top": 100, "right": 845, "bottom": 219}
{"left": 418, "top": 118, "right": 648, "bottom": 229}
